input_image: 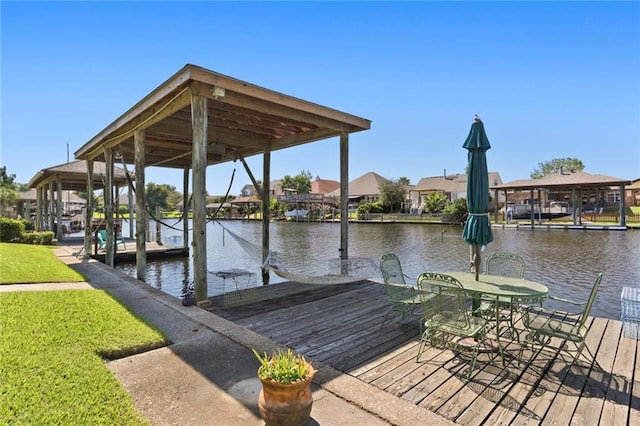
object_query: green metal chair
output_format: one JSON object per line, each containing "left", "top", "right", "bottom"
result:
{"left": 484, "top": 251, "right": 526, "bottom": 279}
{"left": 476, "top": 252, "right": 527, "bottom": 341}
{"left": 518, "top": 272, "right": 604, "bottom": 364}
{"left": 379, "top": 253, "right": 422, "bottom": 330}
{"left": 97, "top": 229, "right": 127, "bottom": 251}
{"left": 416, "top": 272, "right": 495, "bottom": 381}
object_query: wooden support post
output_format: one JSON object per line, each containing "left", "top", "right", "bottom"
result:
{"left": 183, "top": 166, "right": 189, "bottom": 249}
{"left": 35, "top": 186, "right": 42, "bottom": 232}
{"left": 48, "top": 182, "right": 55, "bottom": 233}
{"left": 620, "top": 184, "right": 627, "bottom": 227}
{"left": 339, "top": 132, "right": 349, "bottom": 260}
{"left": 56, "top": 177, "right": 63, "bottom": 241}
{"left": 41, "top": 186, "right": 47, "bottom": 231}
{"left": 191, "top": 89, "right": 209, "bottom": 306}
{"left": 104, "top": 148, "right": 115, "bottom": 267}
{"left": 128, "top": 183, "right": 134, "bottom": 239}
{"left": 503, "top": 190, "right": 509, "bottom": 223}
{"left": 84, "top": 160, "right": 94, "bottom": 258}
{"left": 134, "top": 130, "right": 147, "bottom": 282}
{"left": 578, "top": 189, "right": 583, "bottom": 225}
{"left": 537, "top": 188, "right": 542, "bottom": 225}
{"left": 262, "top": 148, "right": 271, "bottom": 286}
{"left": 571, "top": 188, "right": 577, "bottom": 225}
{"left": 529, "top": 188, "right": 534, "bottom": 229}
{"left": 115, "top": 185, "right": 121, "bottom": 242}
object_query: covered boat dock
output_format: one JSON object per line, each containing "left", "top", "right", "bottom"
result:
{"left": 74, "top": 64, "right": 371, "bottom": 304}
{"left": 492, "top": 171, "right": 632, "bottom": 228}
{"left": 27, "top": 160, "right": 131, "bottom": 241}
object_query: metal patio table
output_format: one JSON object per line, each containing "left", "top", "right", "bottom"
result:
{"left": 444, "top": 271, "right": 549, "bottom": 361}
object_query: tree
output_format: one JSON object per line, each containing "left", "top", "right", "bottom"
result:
{"left": 357, "top": 201, "right": 384, "bottom": 214}
{"left": 166, "top": 191, "right": 184, "bottom": 210}
{"left": 379, "top": 178, "right": 407, "bottom": 212}
{"left": 398, "top": 177, "right": 411, "bottom": 185}
{"left": 531, "top": 157, "right": 585, "bottom": 179}
{"left": 0, "top": 166, "right": 16, "bottom": 187}
{"left": 145, "top": 183, "right": 181, "bottom": 211}
{"left": 443, "top": 197, "right": 468, "bottom": 222}
{"left": 424, "top": 193, "right": 447, "bottom": 213}
{"left": 280, "top": 171, "right": 312, "bottom": 194}
{"left": 0, "top": 166, "right": 20, "bottom": 209}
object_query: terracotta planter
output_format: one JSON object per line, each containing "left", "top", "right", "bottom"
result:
{"left": 258, "top": 364, "right": 316, "bottom": 426}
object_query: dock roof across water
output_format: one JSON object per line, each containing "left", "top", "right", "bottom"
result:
{"left": 28, "top": 160, "right": 130, "bottom": 191}
{"left": 492, "top": 170, "right": 631, "bottom": 192}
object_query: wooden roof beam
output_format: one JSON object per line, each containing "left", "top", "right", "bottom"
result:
{"left": 189, "top": 65, "right": 370, "bottom": 130}
{"left": 77, "top": 88, "right": 192, "bottom": 160}
{"left": 270, "top": 128, "right": 340, "bottom": 150}
{"left": 188, "top": 82, "right": 354, "bottom": 133}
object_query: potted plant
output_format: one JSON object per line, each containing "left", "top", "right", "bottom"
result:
{"left": 252, "top": 348, "right": 316, "bottom": 426}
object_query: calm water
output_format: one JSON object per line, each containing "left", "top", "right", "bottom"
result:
{"left": 115, "top": 220, "right": 640, "bottom": 320}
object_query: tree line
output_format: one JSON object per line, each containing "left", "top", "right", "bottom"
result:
{"left": 0, "top": 158, "right": 586, "bottom": 217}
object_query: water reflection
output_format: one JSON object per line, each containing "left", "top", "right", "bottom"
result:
{"left": 115, "top": 220, "right": 640, "bottom": 320}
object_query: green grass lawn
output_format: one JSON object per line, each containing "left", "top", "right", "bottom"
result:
{"left": 0, "top": 243, "right": 85, "bottom": 284}
{"left": 0, "top": 290, "right": 167, "bottom": 424}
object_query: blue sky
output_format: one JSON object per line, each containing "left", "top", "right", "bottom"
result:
{"left": 2, "top": 1, "right": 639, "bottom": 196}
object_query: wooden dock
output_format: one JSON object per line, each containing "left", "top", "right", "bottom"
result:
{"left": 90, "top": 240, "right": 189, "bottom": 263}
{"left": 205, "top": 280, "right": 639, "bottom": 425}
{"left": 56, "top": 236, "right": 189, "bottom": 263}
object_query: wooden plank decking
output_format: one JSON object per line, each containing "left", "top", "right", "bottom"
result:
{"left": 205, "top": 280, "right": 640, "bottom": 425}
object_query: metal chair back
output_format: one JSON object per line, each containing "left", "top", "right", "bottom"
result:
{"left": 416, "top": 272, "right": 491, "bottom": 380}
{"left": 380, "top": 253, "right": 406, "bottom": 285}
{"left": 380, "top": 253, "right": 412, "bottom": 302}
{"left": 417, "top": 272, "right": 470, "bottom": 329}
{"left": 379, "top": 253, "right": 421, "bottom": 329}
{"left": 577, "top": 272, "right": 604, "bottom": 331}
{"left": 485, "top": 251, "right": 525, "bottom": 279}
{"left": 519, "top": 272, "right": 604, "bottom": 364}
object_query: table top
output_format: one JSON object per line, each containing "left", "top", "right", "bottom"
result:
{"left": 444, "top": 271, "right": 549, "bottom": 299}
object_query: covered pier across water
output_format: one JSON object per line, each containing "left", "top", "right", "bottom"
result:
{"left": 492, "top": 171, "right": 632, "bottom": 228}
{"left": 74, "top": 64, "right": 371, "bottom": 304}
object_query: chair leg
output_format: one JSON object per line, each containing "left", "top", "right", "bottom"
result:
{"left": 416, "top": 326, "right": 435, "bottom": 362}
{"left": 517, "top": 331, "right": 535, "bottom": 365}
{"left": 416, "top": 331, "right": 427, "bottom": 362}
{"left": 465, "top": 345, "right": 482, "bottom": 382}
{"left": 564, "top": 339, "right": 597, "bottom": 367}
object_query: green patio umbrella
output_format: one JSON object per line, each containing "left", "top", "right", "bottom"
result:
{"left": 462, "top": 116, "right": 494, "bottom": 280}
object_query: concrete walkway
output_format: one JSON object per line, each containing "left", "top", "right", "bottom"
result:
{"left": 5, "top": 245, "right": 453, "bottom": 426}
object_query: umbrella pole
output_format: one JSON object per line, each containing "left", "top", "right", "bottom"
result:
{"left": 474, "top": 245, "right": 481, "bottom": 281}
{"left": 469, "top": 246, "right": 474, "bottom": 272}
{"left": 469, "top": 245, "right": 481, "bottom": 280}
